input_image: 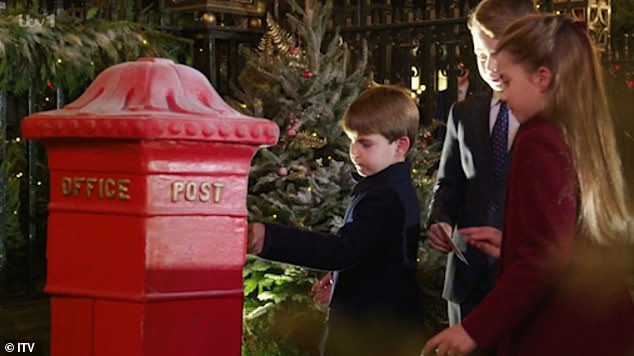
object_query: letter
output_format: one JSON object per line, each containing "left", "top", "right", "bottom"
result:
{"left": 213, "top": 182, "right": 224, "bottom": 203}
{"left": 73, "top": 177, "right": 85, "bottom": 197}
{"left": 98, "top": 178, "right": 105, "bottom": 198}
{"left": 104, "top": 178, "right": 116, "bottom": 199}
{"left": 61, "top": 177, "right": 72, "bottom": 196}
{"left": 117, "top": 179, "right": 131, "bottom": 201}
{"left": 171, "top": 181, "right": 184, "bottom": 202}
{"left": 199, "top": 182, "right": 211, "bottom": 202}
{"left": 85, "top": 178, "right": 97, "bottom": 198}
{"left": 185, "top": 182, "right": 197, "bottom": 201}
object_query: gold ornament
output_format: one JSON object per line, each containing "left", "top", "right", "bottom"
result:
{"left": 257, "top": 13, "right": 295, "bottom": 55}
{"left": 290, "top": 131, "right": 327, "bottom": 149}
{"left": 201, "top": 12, "right": 216, "bottom": 25}
{"left": 249, "top": 17, "right": 262, "bottom": 29}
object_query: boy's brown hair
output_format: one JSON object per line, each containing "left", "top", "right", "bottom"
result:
{"left": 341, "top": 84, "right": 419, "bottom": 152}
{"left": 468, "top": 0, "right": 537, "bottom": 38}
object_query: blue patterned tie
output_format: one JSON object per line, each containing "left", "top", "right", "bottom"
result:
{"left": 491, "top": 102, "right": 509, "bottom": 184}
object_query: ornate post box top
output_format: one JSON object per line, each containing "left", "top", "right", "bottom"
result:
{"left": 21, "top": 58, "right": 279, "bottom": 146}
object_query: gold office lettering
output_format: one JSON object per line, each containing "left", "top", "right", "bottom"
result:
{"left": 61, "top": 177, "right": 72, "bottom": 196}
{"left": 170, "top": 180, "right": 224, "bottom": 204}
{"left": 117, "top": 179, "right": 131, "bottom": 201}
{"left": 60, "top": 176, "right": 132, "bottom": 201}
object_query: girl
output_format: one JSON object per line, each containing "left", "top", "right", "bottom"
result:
{"left": 423, "top": 14, "right": 634, "bottom": 356}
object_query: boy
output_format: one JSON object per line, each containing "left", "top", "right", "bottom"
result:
{"left": 426, "top": 0, "right": 536, "bottom": 340}
{"left": 248, "top": 84, "right": 423, "bottom": 356}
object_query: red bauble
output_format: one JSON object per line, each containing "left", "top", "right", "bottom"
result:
{"left": 627, "top": 80, "right": 634, "bottom": 89}
{"left": 278, "top": 167, "right": 288, "bottom": 177}
{"left": 286, "top": 128, "right": 297, "bottom": 138}
{"left": 300, "top": 69, "right": 313, "bottom": 79}
{"left": 288, "top": 47, "right": 300, "bottom": 57}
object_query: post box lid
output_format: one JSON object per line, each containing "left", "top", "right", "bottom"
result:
{"left": 21, "top": 58, "right": 279, "bottom": 146}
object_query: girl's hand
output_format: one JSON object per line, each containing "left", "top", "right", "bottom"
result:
{"left": 459, "top": 226, "right": 502, "bottom": 258}
{"left": 422, "top": 324, "right": 477, "bottom": 356}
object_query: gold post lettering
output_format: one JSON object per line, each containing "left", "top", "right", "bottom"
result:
{"left": 213, "top": 182, "right": 224, "bottom": 203}
{"left": 171, "top": 181, "right": 184, "bottom": 202}
{"left": 185, "top": 182, "right": 197, "bottom": 201}
{"left": 199, "top": 182, "right": 211, "bottom": 202}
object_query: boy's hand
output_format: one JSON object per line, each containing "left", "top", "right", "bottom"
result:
{"left": 309, "top": 272, "right": 333, "bottom": 306}
{"left": 460, "top": 226, "right": 502, "bottom": 258}
{"left": 427, "top": 222, "right": 453, "bottom": 253}
{"left": 247, "top": 223, "right": 265, "bottom": 254}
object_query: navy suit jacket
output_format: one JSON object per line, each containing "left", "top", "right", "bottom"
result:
{"left": 428, "top": 92, "right": 512, "bottom": 304}
{"left": 260, "top": 162, "right": 423, "bottom": 328}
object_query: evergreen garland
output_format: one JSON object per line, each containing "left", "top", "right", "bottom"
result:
{"left": 0, "top": 12, "right": 190, "bottom": 97}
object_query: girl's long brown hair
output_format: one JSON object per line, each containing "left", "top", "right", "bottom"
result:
{"left": 497, "top": 14, "right": 633, "bottom": 245}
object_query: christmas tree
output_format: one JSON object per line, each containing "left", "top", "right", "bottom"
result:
{"left": 229, "top": 1, "right": 445, "bottom": 353}
{"left": 230, "top": 0, "right": 367, "bottom": 234}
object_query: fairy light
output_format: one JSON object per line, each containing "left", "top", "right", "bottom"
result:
{"left": 15, "top": 172, "right": 23, "bottom": 179}
{"left": 56, "top": 58, "right": 62, "bottom": 64}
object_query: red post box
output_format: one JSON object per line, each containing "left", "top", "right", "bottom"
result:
{"left": 20, "top": 58, "right": 279, "bottom": 356}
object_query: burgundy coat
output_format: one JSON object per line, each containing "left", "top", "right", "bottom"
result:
{"left": 462, "top": 116, "right": 634, "bottom": 355}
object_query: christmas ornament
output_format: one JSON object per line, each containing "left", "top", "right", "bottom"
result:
{"left": 286, "top": 128, "right": 298, "bottom": 138}
{"left": 288, "top": 47, "right": 300, "bottom": 57}
{"left": 290, "top": 131, "right": 327, "bottom": 149}
{"left": 201, "top": 13, "right": 216, "bottom": 25}
{"left": 248, "top": 17, "right": 262, "bottom": 29}
{"left": 627, "top": 80, "right": 634, "bottom": 89}
{"left": 300, "top": 69, "right": 313, "bottom": 79}
{"left": 258, "top": 13, "right": 296, "bottom": 55}
{"left": 278, "top": 167, "right": 288, "bottom": 176}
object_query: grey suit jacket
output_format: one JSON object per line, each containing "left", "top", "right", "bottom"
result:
{"left": 428, "top": 92, "right": 512, "bottom": 304}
